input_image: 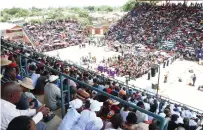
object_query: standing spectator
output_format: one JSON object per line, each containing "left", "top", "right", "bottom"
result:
{"left": 192, "top": 74, "right": 196, "bottom": 86}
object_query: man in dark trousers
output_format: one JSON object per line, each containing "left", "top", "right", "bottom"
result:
{"left": 192, "top": 74, "right": 196, "bottom": 86}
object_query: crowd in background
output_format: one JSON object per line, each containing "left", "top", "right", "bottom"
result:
{"left": 1, "top": 39, "right": 203, "bottom": 130}
{"left": 23, "top": 20, "right": 88, "bottom": 52}
{"left": 97, "top": 51, "right": 172, "bottom": 78}
{"left": 105, "top": 3, "right": 203, "bottom": 60}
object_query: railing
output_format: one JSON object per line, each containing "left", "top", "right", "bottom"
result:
{"left": 2, "top": 41, "right": 203, "bottom": 115}
{"left": 64, "top": 59, "right": 203, "bottom": 114}
{"left": 22, "top": 27, "right": 36, "bottom": 48}
{"left": 1, "top": 44, "right": 169, "bottom": 130}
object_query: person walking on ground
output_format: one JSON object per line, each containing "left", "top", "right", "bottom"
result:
{"left": 192, "top": 74, "right": 196, "bottom": 86}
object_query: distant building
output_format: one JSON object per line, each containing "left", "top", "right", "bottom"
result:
{"left": 85, "top": 25, "right": 109, "bottom": 35}
{"left": 0, "top": 22, "right": 31, "bottom": 44}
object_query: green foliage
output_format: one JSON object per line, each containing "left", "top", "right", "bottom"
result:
{"left": 47, "top": 9, "right": 65, "bottom": 20}
{"left": 78, "top": 10, "right": 89, "bottom": 18}
{"left": 122, "top": 0, "right": 137, "bottom": 11}
{"left": 29, "top": 7, "right": 42, "bottom": 16}
{"left": 0, "top": 13, "right": 12, "bottom": 22}
{"left": 85, "top": 6, "right": 95, "bottom": 11}
{"left": 97, "top": 5, "right": 114, "bottom": 12}
{"left": 1, "top": 7, "right": 29, "bottom": 19}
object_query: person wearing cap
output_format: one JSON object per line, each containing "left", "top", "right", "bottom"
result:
{"left": 58, "top": 99, "right": 83, "bottom": 130}
{"left": 16, "top": 77, "right": 42, "bottom": 110}
{"left": 44, "top": 75, "right": 61, "bottom": 110}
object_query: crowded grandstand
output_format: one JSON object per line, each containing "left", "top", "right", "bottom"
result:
{"left": 1, "top": 1, "right": 203, "bottom": 130}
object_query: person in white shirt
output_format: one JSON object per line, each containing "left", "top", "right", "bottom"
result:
{"left": 136, "top": 101, "right": 149, "bottom": 123}
{"left": 120, "top": 106, "right": 130, "bottom": 122}
{"left": 30, "top": 65, "right": 40, "bottom": 88}
{"left": 1, "top": 81, "right": 49, "bottom": 130}
{"left": 143, "top": 98, "right": 150, "bottom": 111}
{"left": 58, "top": 99, "right": 83, "bottom": 130}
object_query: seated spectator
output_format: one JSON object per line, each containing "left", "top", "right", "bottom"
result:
{"left": 1, "top": 81, "right": 49, "bottom": 130}
{"left": 44, "top": 75, "right": 61, "bottom": 110}
{"left": 33, "top": 70, "right": 49, "bottom": 95}
{"left": 120, "top": 105, "right": 130, "bottom": 122}
{"left": 168, "top": 114, "right": 179, "bottom": 130}
{"left": 1, "top": 67, "right": 18, "bottom": 84}
{"left": 71, "top": 99, "right": 103, "bottom": 130}
{"left": 125, "top": 112, "right": 137, "bottom": 130}
{"left": 7, "top": 116, "right": 37, "bottom": 130}
{"left": 105, "top": 114, "right": 123, "bottom": 130}
{"left": 136, "top": 101, "right": 149, "bottom": 123}
{"left": 16, "top": 77, "right": 41, "bottom": 110}
{"left": 30, "top": 65, "right": 40, "bottom": 88}
{"left": 85, "top": 117, "right": 103, "bottom": 130}
{"left": 58, "top": 99, "right": 83, "bottom": 130}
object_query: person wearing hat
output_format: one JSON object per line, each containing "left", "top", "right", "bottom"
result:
{"left": 58, "top": 99, "right": 83, "bottom": 130}
{"left": 1, "top": 58, "right": 12, "bottom": 80}
{"left": 1, "top": 57, "right": 12, "bottom": 67}
{"left": 72, "top": 99, "right": 103, "bottom": 130}
{"left": 44, "top": 75, "right": 61, "bottom": 110}
{"left": 16, "top": 77, "right": 42, "bottom": 110}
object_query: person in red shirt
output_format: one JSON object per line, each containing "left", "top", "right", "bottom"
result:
{"left": 107, "top": 86, "right": 113, "bottom": 94}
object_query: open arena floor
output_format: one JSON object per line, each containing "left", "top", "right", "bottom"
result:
{"left": 44, "top": 44, "right": 203, "bottom": 111}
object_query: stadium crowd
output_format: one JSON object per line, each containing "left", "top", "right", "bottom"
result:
{"left": 105, "top": 3, "right": 203, "bottom": 59}
{"left": 97, "top": 51, "right": 172, "bottom": 78}
{"left": 23, "top": 20, "right": 88, "bottom": 52}
{"left": 1, "top": 39, "right": 203, "bottom": 130}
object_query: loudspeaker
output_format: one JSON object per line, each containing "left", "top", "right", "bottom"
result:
{"left": 151, "top": 68, "right": 156, "bottom": 77}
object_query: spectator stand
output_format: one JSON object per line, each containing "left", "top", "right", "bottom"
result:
{"left": 3, "top": 41, "right": 203, "bottom": 116}
{"left": 1, "top": 45, "right": 169, "bottom": 130}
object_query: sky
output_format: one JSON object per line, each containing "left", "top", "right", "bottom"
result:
{"left": 0, "top": 0, "right": 129, "bottom": 9}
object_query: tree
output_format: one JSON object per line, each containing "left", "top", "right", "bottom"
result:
{"left": 123, "top": 0, "right": 137, "bottom": 11}
{"left": 0, "top": 13, "right": 11, "bottom": 22}
{"left": 47, "top": 10, "right": 65, "bottom": 20}
{"left": 29, "top": 7, "right": 42, "bottom": 16}
{"left": 85, "top": 6, "right": 95, "bottom": 11}
{"left": 98, "top": 6, "right": 114, "bottom": 12}
{"left": 78, "top": 10, "right": 89, "bottom": 18}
